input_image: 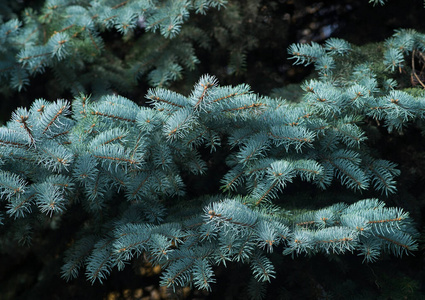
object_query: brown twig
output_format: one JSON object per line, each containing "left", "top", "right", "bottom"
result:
{"left": 411, "top": 49, "right": 425, "bottom": 89}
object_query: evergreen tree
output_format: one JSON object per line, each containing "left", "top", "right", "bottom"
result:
{"left": 1, "top": 0, "right": 425, "bottom": 299}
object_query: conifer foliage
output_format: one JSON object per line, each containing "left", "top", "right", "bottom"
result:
{"left": 0, "top": 34, "right": 422, "bottom": 293}
{"left": 1, "top": 0, "right": 425, "bottom": 298}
